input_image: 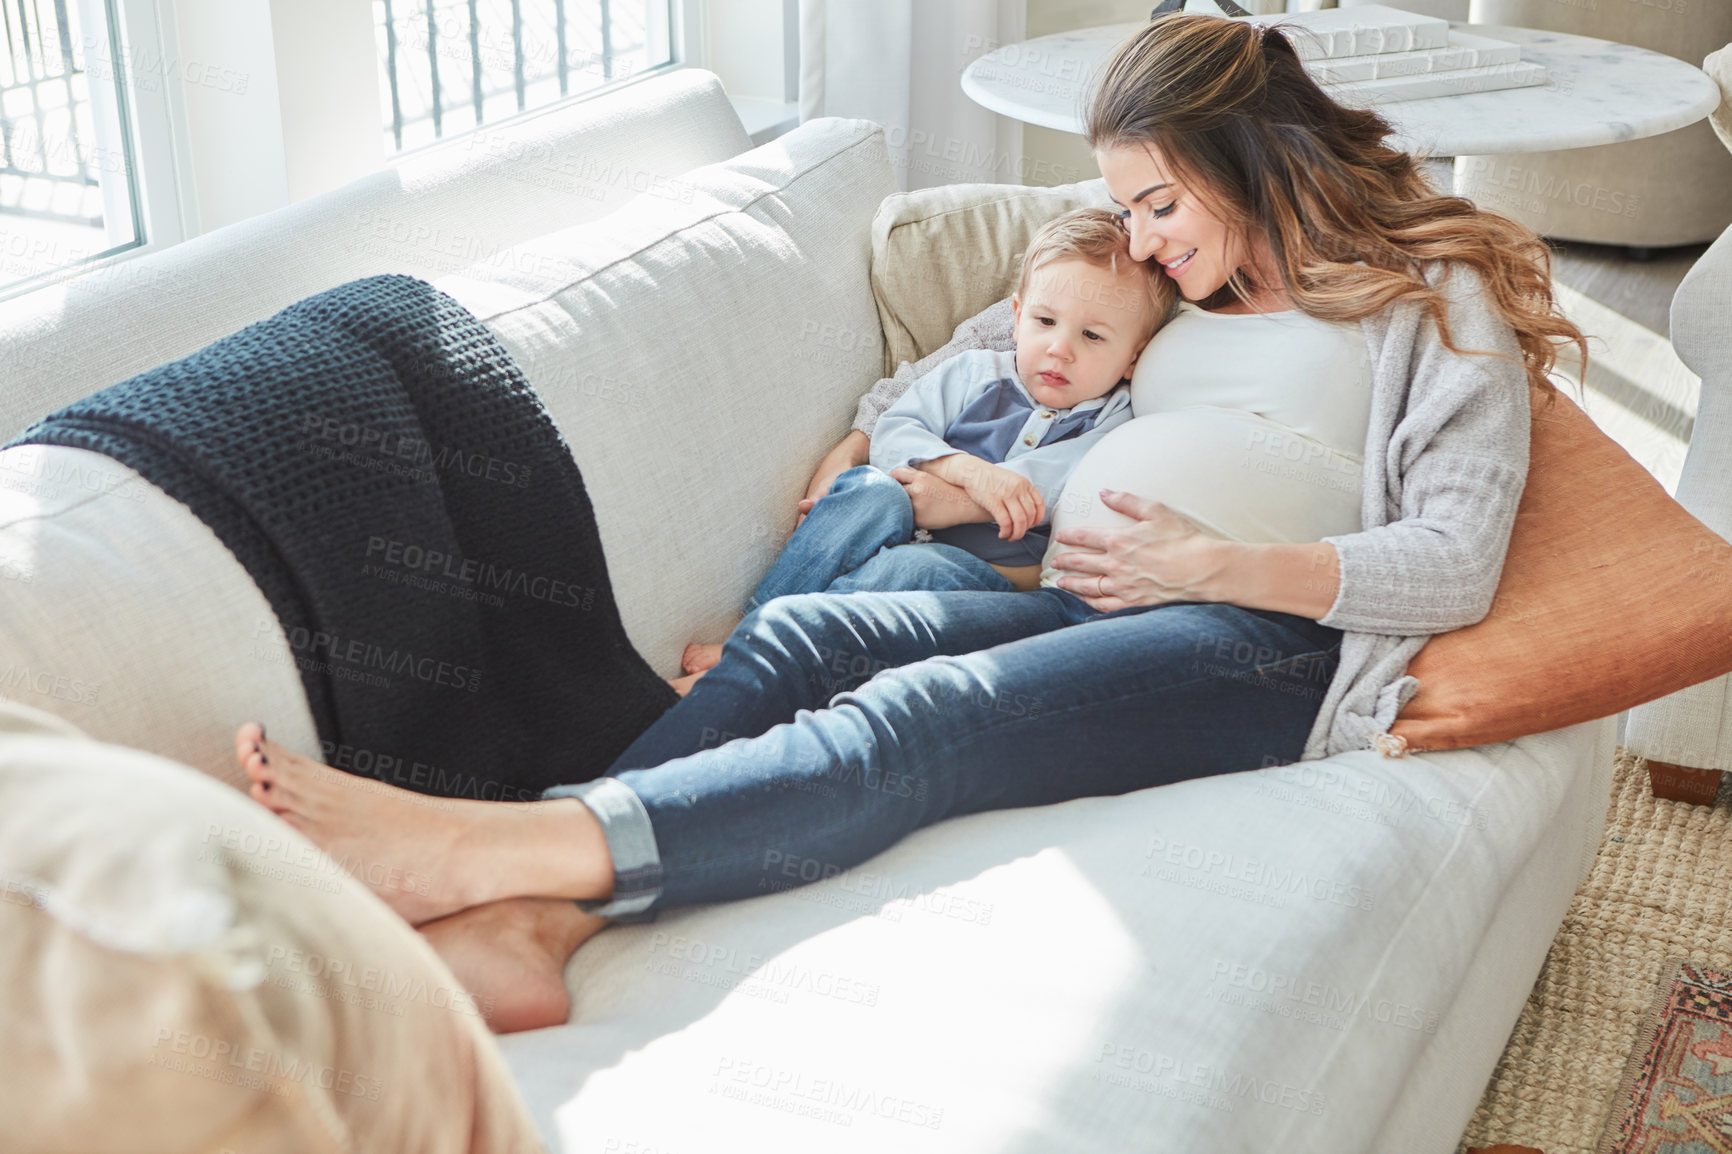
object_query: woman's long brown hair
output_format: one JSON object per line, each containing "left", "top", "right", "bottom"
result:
{"left": 1086, "top": 13, "right": 1586, "bottom": 398}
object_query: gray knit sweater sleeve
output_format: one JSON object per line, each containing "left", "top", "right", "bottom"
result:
{"left": 1301, "top": 266, "right": 1535, "bottom": 760}
{"left": 853, "top": 297, "right": 1017, "bottom": 437}
{"left": 1319, "top": 268, "right": 1532, "bottom": 636}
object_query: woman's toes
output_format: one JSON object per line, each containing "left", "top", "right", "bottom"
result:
{"left": 233, "top": 722, "right": 265, "bottom": 767}
{"left": 250, "top": 780, "right": 291, "bottom": 814}
{"left": 243, "top": 749, "right": 271, "bottom": 782}
{"left": 257, "top": 735, "right": 296, "bottom": 766}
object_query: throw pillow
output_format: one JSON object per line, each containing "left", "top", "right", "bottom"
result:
{"left": 0, "top": 699, "right": 540, "bottom": 1152}
{"left": 1390, "top": 387, "right": 1732, "bottom": 751}
{"left": 869, "top": 179, "right": 1116, "bottom": 376}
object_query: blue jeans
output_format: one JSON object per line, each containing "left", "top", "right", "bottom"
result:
{"left": 745, "top": 465, "right": 1012, "bottom": 612}
{"left": 546, "top": 586, "right": 1343, "bottom": 916}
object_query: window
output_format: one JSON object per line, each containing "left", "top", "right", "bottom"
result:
{"left": 0, "top": 0, "right": 144, "bottom": 294}
{"left": 373, "top": 0, "right": 676, "bottom": 155}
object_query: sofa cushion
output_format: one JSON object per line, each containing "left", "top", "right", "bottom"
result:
{"left": 0, "top": 116, "right": 893, "bottom": 778}
{"left": 497, "top": 714, "right": 1611, "bottom": 1154}
{"left": 869, "top": 179, "right": 1116, "bottom": 375}
{"left": 1391, "top": 386, "right": 1732, "bottom": 751}
{"left": 0, "top": 699, "right": 538, "bottom": 1152}
{"left": 437, "top": 117, "right": 899, "bottom": 674}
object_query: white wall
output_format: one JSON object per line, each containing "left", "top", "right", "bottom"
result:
{"left": 270, "top": 0, "right": 385, "bottom": 205}
{"left": 705, "top": 0, "right": 787, "bottom": 99}
{"left": 162, "top": 0, "right": 383, "bottom": 235}
{"left": 167, "top": 0, "right": 287, "bottom": 232}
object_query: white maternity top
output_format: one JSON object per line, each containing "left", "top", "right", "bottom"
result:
{"left": 1039, "top": 301, "right": 1375, "bottom": 586}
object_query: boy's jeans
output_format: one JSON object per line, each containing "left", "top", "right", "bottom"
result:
{"left": 547, "top": 585, "right": 1343, "bottom": 916}
{"left": 745, "top": 465, "right": 1013, "bottom": 612}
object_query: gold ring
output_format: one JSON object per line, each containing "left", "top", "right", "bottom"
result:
{"left": 1095, "top": 575, "right": 1106, "bottom": 598}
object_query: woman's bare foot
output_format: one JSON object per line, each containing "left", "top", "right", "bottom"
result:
{"left": 234, "top": 723, "right": 613, "bottom": 925}
{"left": 420, "top": 897, "right": 606, "bottom": 1034}
{"left": 681, "top": 642, "right": 723, "bottom": 675}
{"left": 668, "top": 671, "right": 703, "bottom": 697}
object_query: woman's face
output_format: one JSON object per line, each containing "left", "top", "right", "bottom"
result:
{"left": 1095, "top": 143, "right": 1251, "bottom": 305}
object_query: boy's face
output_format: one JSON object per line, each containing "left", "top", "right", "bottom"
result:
{"left": 1011, "top": 257, "right": 1154, "bottom": 411}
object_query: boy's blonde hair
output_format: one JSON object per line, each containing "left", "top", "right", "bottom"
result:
{"left": 1017, "top": 207, "right": 1175, "bottom": 340}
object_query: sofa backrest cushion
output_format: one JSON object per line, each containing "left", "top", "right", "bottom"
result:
{"left": 0, "top": 118, "right": 895, "bottom": 782}
{"left": 0, "top": 699, "right": 538, "bottom": 1152}
{"left": 869, "top": 178, "right": 1116, "bottom": 376}
{"left": 0, "top": 68, "right": 750, "bottom": 443}
{"left": 439, "top": 117, "right": 898, "bottom": 674}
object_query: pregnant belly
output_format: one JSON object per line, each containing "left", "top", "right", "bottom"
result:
{"left": 1039, "top": 407, "right": 1363, "bottom": 583}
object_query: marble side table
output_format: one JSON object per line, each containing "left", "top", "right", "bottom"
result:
{"left": 961, "top": 22, "right": 1720, "bottom": 157}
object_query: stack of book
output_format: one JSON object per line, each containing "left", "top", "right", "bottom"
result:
{"left": 1239, "top": 4, "right": 1547, "bottom": 105}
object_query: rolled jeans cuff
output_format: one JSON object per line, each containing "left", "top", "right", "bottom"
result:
{"left": 541, "top": 777, "right": 663, "bottom": 920}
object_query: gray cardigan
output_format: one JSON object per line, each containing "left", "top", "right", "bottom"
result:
{"left": 851, "top": 268, "right": 1531, "bottom": 761}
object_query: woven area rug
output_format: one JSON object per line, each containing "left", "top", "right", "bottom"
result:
{"left": 1593, "top": 960, "right": 1732, "bottom": 1152}
{"left": 1459, "top": 750, "right": 1732, "bottom": 1154}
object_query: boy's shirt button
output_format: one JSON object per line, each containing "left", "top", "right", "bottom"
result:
{"left": 1023, "top": 435, "right": 1037, "bottom": 446}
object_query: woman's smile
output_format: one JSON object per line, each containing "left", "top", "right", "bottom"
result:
{"left": 1159, "top": 249, "right": 1197, "bottom": 277}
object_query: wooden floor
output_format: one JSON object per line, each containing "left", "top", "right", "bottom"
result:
{"left": 1550, "top": 240, "right": 1707, "bottom": 341}
{"left": 1412, "top": 156, "right": 1704, "bottom": 492}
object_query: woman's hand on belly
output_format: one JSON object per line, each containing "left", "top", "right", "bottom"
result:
{"left": 1050, "top": 489, "right": 1341, "bottom": 618}
{"left": 1049, "top": 490, "right": 1226, "bottom": 611}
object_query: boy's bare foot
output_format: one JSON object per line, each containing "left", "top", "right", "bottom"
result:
{"left": 419, "top": 897, "right": 605, "bottom": 1034}
{"left": 233, "top": 723, "right": 612, "bottom": 925}
{"left": 681, "top": 642, "right": 724, "bottom": 675}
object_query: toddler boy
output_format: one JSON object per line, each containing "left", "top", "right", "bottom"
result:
{"left": 675, "top": 207, "right": 1171, "bottom": 690}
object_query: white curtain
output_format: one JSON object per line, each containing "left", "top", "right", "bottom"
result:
{"left": 799, "top": 0, "right": 1028, "bottom": 190}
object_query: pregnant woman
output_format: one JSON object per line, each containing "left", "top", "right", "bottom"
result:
{"left": 234, "top": 13, "right": 1585, "bottom": 1032}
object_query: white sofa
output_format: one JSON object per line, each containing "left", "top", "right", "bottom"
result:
{"left": 0, "top": 68, "right": 1676, "bottom": 1153}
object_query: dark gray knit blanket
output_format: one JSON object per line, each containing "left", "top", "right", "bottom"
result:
{"left": 12, "top": 275, "right": 676, "bottom": 801}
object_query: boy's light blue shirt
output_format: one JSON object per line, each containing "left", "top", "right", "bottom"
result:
{"left": 867, "top": 348, "right": 1133, "bottom": 516}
